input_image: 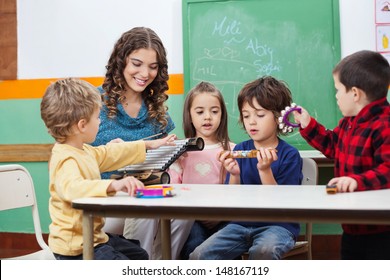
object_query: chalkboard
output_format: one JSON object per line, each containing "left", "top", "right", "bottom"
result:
{"left": 183, "top": 0, "right": 341, "bottom": 150}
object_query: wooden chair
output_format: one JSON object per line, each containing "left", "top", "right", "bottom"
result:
{"left": 0, "top": 164, "right": 55, "bottom": 260}
{"left": 242, "top": 157, "right": 318, "bottom": 260}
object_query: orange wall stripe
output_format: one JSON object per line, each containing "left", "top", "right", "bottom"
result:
{"left": 166, "top": 73, "right": 184, "bottom": 95}
{"left": 0, "top": 74, "right": 184, "bottom": 100}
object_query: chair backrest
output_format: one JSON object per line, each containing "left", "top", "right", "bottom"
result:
{"left": 301, "top": 158, "right": 318, "bottom": 185}
{"left": 0, "top": 164, "right": 49, "bottom": 251}
{"left": 297, "top": 157, "right": 318, "bottom": 260}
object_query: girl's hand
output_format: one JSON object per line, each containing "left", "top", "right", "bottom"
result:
{"left": 145, "top": 134, "right": 177, "bottom": 150}
{"left": 108, "top": 176, "right": 144, "bottom": 196}
{"left": 292, "top": 106, "right": 311, "bottom": 129}
{"left": 218, "top": 151, "right": 240, "bottom": 176}
{"left": 256, "top": 147, "right": 277, "bottom": 171}
{"left": 327, "top": 177, "right": 358, "bottom": 193}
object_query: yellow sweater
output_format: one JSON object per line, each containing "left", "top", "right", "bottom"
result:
{"left": 48, "top": 141, "right": 145, "bottom": 256}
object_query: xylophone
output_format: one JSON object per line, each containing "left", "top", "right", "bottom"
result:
{"left": 115, "top": 137, "right": 205, "bottom": 185}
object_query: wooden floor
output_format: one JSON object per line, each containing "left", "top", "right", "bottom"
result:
{"left": 0, "top": 232, "right": 341, "bottom": 259}
{"left": 0, "top": 232, "right": 49, "bottom": 258}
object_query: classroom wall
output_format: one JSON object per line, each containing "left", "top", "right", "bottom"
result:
{"left": 16, "top": 0, "right": 375, "bottom": 79}
{"left": 0, "top": 0, "right": 375, "bottom": 234}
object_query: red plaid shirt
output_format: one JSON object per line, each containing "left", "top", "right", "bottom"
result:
{"left": 300, "top": 97, "right": 390, "bottom": 235}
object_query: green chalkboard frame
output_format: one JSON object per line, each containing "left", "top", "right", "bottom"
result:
{"left": 182, "top": 0, "right": 341, "bottom": 150}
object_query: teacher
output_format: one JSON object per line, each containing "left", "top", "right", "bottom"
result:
{"left": 92, "top": 27, "right": 192, "bottom": 259}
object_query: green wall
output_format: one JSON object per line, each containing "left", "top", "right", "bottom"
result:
{"left": 0, "top": 95, "right": 341, "bottom": 235}
{"left": 183, "top": 0, "right": 341, "bottom": 149}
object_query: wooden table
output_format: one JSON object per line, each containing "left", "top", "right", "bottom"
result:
{"left": 72, "top": 184, "right": 390, "bottom": 260}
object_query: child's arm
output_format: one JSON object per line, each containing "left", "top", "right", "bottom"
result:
{"left": 218, "top": 151, "right": 241, "bottom": 184}
{"left": 293, "top": 106, "right": 339, "bottom": 159}
{"left": 52, "top": 157, "right": 144, "bottom": 199}
{"left": 332, "top": 123, "right": 390, "bottom": 192}
{"left": 327, "top": 176, "right": 358, "bottom": 193}
{"left": 108, "top": 138, "right": 124, "bottom": 144}
{"left": 167, "top": 158, "right": 184, "bottom": 184}
{"left": 107, "top": 176, "right": 144, "bottom": 196}
{"left": 292, "top": 106, "right": 311, "bottom": 129}
{"left": 90, "top": 134, "right": 177, "bottom": 173}
{"left": 144, "top": 134, "right": 177, "bottom": 150}
{"left": 256, "top": 147, "right": 278, "bottom": 185}
{"left": 105, "top": 134, "right": 177, "bottom": 150}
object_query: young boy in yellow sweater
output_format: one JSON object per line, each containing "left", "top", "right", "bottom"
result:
{"left": 40, "top": 78, "right": 176, "bottom": 260}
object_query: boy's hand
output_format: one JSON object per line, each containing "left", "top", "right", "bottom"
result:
{"left": 218, "top": 151, "right": 240, "bottom": 176}
{"left": 108, "top": 176, "right": 144, "bottom": 196}
{"left": 145, "top": 134, "right": 177, "bottom": 150}
{"left": 292, "top": 106, "right": 311, "bottom": 129}
{"left": 108, "top": 138, "right": 124, "bottom": 144}
{"left": 256, "top": 147, "right": 277, "bottom": 171}
{"left": 327, "top": 176, "right": 358, "bottom": 193}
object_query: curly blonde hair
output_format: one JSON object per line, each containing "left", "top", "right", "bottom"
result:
{"left": 103, "top": 27, "right": 169, "bottom": 130}
{"left": 40, "top": 78, "right": 102, "bottom": 143}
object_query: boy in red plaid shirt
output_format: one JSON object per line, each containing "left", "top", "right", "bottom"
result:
{"left": 293, "top": 50, "right": 390, "bottom": 260}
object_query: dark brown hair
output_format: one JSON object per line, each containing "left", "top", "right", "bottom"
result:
{"left": 237, "top": 76, "right": 293, "bottom": 136}
{"left": 183, "top": 81, "right": 231, "bottom": 183}
{"left": 103, "top": 27, "right": 169, "bottom": 129}
{"left": 332, "top": 50, "right": 390, "bottom": 101}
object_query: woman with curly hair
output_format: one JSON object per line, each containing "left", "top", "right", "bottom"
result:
{"left": 92, "top": 27, "right": 192, "bottom": 260}
{"left": 93, "top": 27, "right": 174, "bottom": 150}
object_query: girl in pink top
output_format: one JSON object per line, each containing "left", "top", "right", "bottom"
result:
{"left": 169, "top": 81, "right": 234, "bottom": 259}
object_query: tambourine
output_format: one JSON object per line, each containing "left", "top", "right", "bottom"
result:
{"left": 278, "top": 103, "right": 302, "bottom": 133}
{"left": 135, "top": 185, "right": 175, "bottom": 198}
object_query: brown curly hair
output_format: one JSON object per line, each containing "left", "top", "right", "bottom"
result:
{"left": 103, "top": 27, "right": 169, "bottom": 129}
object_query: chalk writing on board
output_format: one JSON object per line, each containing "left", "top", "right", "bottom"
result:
{"left": 213, "top": 16, "right": 244, "bottom": 40}
{"left": 184, "top": 0, "right": 341, "bottom": 148}
{"left": 193, "top": 16, "right": 281, "bottom": 84}
{"left": 193, "top": 16, "right": 282, "bottom": 119}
